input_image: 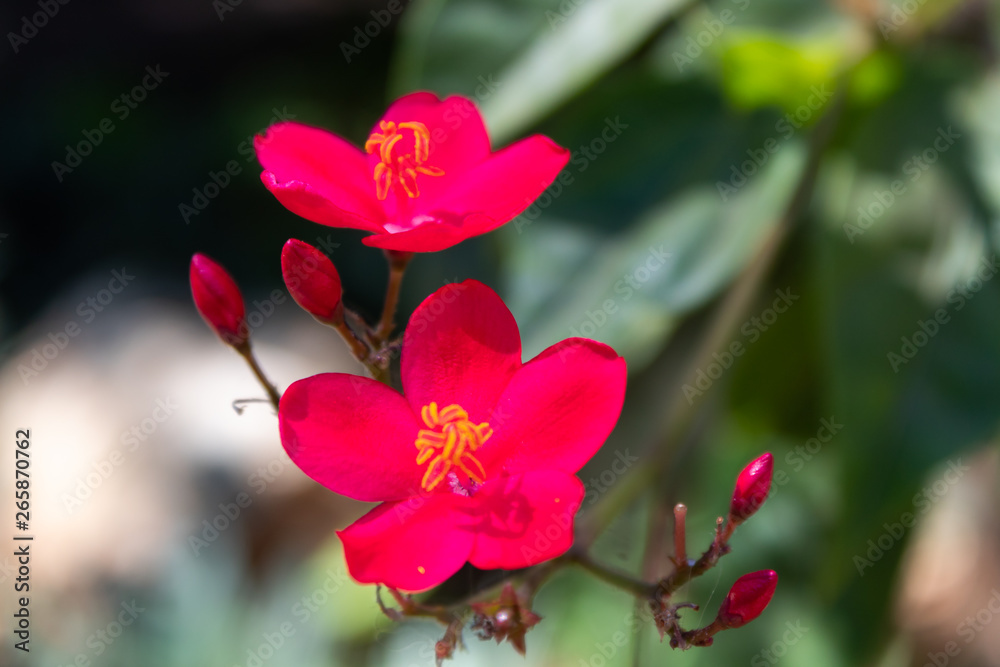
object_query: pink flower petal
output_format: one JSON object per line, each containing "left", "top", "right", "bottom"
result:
{"left": 486, "top": 338, "right": 626, "bottom": 477}
{"left": 338, "top": 493, "right": 475, "bottom": 591}
{"left": 401, "top": 280, "right": 522, "bottom": 429}
{"left": 417, "top": 135, "right": 569, "bottom": 230}
{"left": 256, "top": 122, "right": 385, "bottom": 232}
{"left": 360, "top": 213, "right": 489, "bottom": 253}
{"left": 467, "top": 471, "right": 584, "bottom": 570}
{"left": 279, "top": 373, "right": 425, "bottom": 502}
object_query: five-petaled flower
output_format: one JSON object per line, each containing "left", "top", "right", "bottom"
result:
{"left": 255, "top": 92, "right": 570, "bottom": 253}
{"left": 278, "top": 280, "right": 627, "bottom": 591}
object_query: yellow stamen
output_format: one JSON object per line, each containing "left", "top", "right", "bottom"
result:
{"left": 414, "top": 402, "right": 491, "bottom": 492}
{"left": 365, "top": 120, "right": 444, "bottom": 200}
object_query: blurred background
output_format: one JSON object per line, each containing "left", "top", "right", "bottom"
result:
{"left": 3, "top": 0, "right": 1000, "bottom": 665}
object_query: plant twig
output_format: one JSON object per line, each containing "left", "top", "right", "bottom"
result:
{"left": 374, "top": 252, "right": 412, "bottom": 343}
{"left": 566, "top": 550, "right": 657, "bottom": 598}
{"left": 235, "top": 342, "right": 281, "bottom": 411}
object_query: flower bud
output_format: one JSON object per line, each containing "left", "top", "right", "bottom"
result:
{"left": 281, "top": 239, "right": 343, "bottom": 324}
{"left": 729, "top": 452, "right": 773, "bottom": 524}
{"left": 190, "top": 253, "right": 247, "bottom": 347}
{"left": 716, "top": 570, "right": 777, "bottom": 628}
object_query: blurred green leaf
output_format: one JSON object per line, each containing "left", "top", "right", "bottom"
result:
{"left": 393, "top": 0, "right": 691, "bottom": 143}
{"left": 480, "top": 0, "right": 690, "bottom": 142}
{"left": 503, "top": 141, "right": 806, "bottom": 369}
{"left": 716, "top": 30, "right": 842, "bottom": 114}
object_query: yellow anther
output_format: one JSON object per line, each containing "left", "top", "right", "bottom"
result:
{"left": 414, "top": 402, "right": 491, "bottom": 492}
{"left": 365, "top": 120, "right": 444, "bottom": 200}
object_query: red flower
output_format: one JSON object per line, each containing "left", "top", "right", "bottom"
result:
{"left": 278, "top": 281, "right": 627, "bottom": 590}
{"left": 255, "top": 92, "right": 570, "bottom": 253}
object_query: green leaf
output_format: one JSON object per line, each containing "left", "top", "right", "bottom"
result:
{"left": 502, "top": 140, "right": 806, "bottom": 369}
{"left": 481, "top": 0, "right": 690, "bottom": 142}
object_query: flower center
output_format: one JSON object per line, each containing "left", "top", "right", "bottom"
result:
{"left": 365, "top": 121, "right": 445, "bottom": 201}
{"left": 414, "top": 402, "right": 491, "bottom": 492}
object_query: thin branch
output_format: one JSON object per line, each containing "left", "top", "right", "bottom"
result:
{"left": 374, "top": 252, "right": 412, "bottom": 343}
{"left": 236, "top": 342, "right": 281, "bottom": 411}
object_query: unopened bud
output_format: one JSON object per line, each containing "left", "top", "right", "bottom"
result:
{"left": 729, "top": 452, "right": 773, "bottom": 524}
{"left": 281, "top": 239, "right": 343, "bottom": 324}
{"left": 717, "top": 570, "right": 777, "bottom": 628}
{"left": 189, "top": 253, "right": 247, "bottom": 347}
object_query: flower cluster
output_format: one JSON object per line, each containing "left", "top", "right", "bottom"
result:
{"left": 189, "top": 91, "right": 778, "bottom": 663}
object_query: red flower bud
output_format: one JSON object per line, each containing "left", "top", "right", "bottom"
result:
{"left": 190, "top": 253, "right": 248, "bottom": 347}
{"left": 729, "top": 452, "right": 773, "bottom": 524}
{"left": 281, "top": 239, "right": 343, "bottom": 324}
{"left": 717, "top": 570, "right": 777, "bottom": 628}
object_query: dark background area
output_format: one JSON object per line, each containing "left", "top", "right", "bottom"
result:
{"left": 1, "top": 0, "right": 422, "bottom": 335}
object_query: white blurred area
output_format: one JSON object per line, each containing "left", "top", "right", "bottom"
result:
{"left": 0, "top": 272, "right": 367, "bottom": 658}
